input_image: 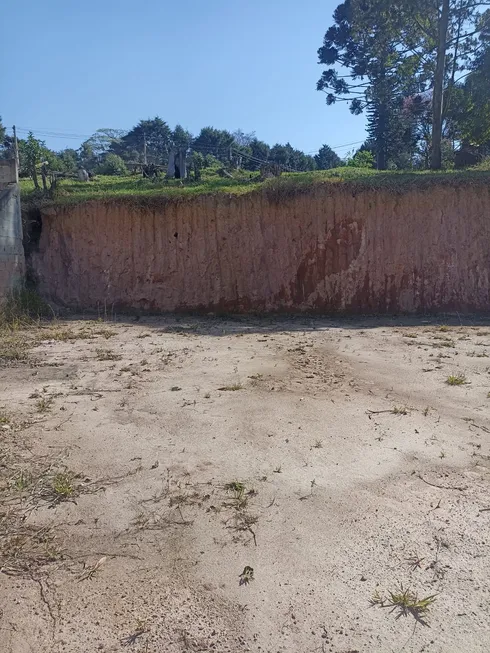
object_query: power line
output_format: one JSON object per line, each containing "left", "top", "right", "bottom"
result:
{"left": 231, "top": 147, "right": 299, "bottom": 173}
{"left": 16, "top": 128, "right": 93, "bottom": 140}
{"left": 305, "top": 140, "right": 365, "bottom": 154}
{"left": 16, "top": 126, "right": 365, "bottom": 169}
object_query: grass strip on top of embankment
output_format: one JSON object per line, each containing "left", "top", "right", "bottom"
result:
{"left": 20, "top": 163, "right": 490, "bottom": 209}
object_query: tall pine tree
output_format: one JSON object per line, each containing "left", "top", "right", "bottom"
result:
{"left": 317, "top": 0, "right": 431, "bottom": 168}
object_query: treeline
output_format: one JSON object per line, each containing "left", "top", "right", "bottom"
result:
{"left": 318, "top": 0, "right": 490, "bottom": 170}
{"left": 0, "top": 117, "right": 357, "bottom": 186}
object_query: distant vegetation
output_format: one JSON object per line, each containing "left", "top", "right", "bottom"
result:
{"left": 2, "top": 1, "right": 490, "bottom": 190}
{"left": 20, "top": 161, "right": 490, "bottom": 207}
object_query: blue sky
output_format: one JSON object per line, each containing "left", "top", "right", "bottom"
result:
{"left": 2, "top": 0, "right": 367, "bottom": 157}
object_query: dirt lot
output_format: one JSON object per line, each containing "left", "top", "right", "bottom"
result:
{"left": 1, "top": 315, "right": 489, "bottom": 653}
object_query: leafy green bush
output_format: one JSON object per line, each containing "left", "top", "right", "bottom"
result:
{"left": 95, "top": 153, "right": 128, "bottom": 176}
{"left": 346, "top": 150, "right": 375, "bottom": 168}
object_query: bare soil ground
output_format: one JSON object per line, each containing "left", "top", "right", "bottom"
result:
{"left": 1, "top": 315, "right": 489, "bottom": 653}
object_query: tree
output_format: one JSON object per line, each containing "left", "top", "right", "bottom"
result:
{"left": 18, "top": 134, "right": 64, "bottom": 189}
{"left": 95, "top": 153, "right": 128, "bottom": 176}
{"left": 171, "top": 125, "right": 193, "bottom": 151}
{"left": 269, "top": 143, "right": 294, "bottom": 168}
{"left": 290, "top": 150, "right": 316, "bottom": 171}
{"left": 57, "top": 148, "right": 79, "bottom": 174}
{"left": 18, "top": 132, "right": 47, "bottom": 189}
{"left": 346, "top": 149, "right": 375, "bottom": 167}
{"left": 443, "top": 10, "right": 490, "bottom": 147}
{"left": 192, "top": 127, "right": 234, "bottom": 163}
{"left": 0, "top": 117, "right": 12, "bottom": 160}
{"left": 396, "top": 0, "right": 490, "bottom": 168}
{"left": 317, "top": 0, "right": 428, "bottom": 169}
{"left": 268, "top": 143, "right": 316, "bottom": 171}
{"left": 240, "top": 138, "right": 270, "bottom": 171}
{"left": 82, "top": 129, "right": 125, "bottom": 161}
{"left": 189, "top": 151, "right": 205, "bottom": 180}
{"left": 116, "top": 117, "right": 172, "bottom": 164}
{"left": 315, "top": 144, "right": 342, "bottom": 169}
{"left": 78, "top": 141, "right": 96, "bottom": 170}
{"left": 233, "top": 129, "right": 256, "bottom": 147}
{"left": 432, "top": 0, "right": 451, "bottom": 168}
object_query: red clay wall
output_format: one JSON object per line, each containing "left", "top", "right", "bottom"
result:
{"left": 32, "top": 183, "right": 490, "bottom": 313}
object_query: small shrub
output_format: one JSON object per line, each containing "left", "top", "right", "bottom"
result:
{"left": 51, "top": 472, "right": 74, "bottom": 498}
{"left": 446, "top": 373, "right": 467, "bottom": 385}
{"left": 345, "top": 150, "right": 375, "bottom": 168}
{"left": 36, "top": 396, "right": 54, "bottom": 412}
{"left": 96, "top": 348, "right": 122, "bottom": 361}
{"left": 95, "top": 153, "right": 128, "bottom": 176}
{"left": 370, "top": 584, "right": 436, "bottom": 623}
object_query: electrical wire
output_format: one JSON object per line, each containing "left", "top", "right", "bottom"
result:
{"left": 17, "top": 126, "right": 366, "bottom": 154}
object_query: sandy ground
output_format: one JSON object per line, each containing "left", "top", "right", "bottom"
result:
{"left": 1, "top": 314, "right": 489, "bottom": 653}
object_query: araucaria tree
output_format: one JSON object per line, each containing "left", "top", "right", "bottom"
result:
{"left": 317, "top": 0, "right": 427, "bottom": 169}
{"left": 318, "top": 0, "right": 490, "bottom": 169}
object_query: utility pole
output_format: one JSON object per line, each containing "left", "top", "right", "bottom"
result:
{"left": 12, "top": 125, "right": 19, "bottom": 183}
{"left": 143, "top": 132, "right": 148, "bottom": 165}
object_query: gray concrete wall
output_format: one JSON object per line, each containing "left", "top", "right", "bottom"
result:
{"left": 0, "top": 160, "right": 18, "bottom": 187}
{"left": 0, "top": 185, "right": 25, "bottom": 297}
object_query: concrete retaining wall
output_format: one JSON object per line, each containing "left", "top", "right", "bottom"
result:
{"left": 0, "top": 186, "right": 25, "bottom": 298}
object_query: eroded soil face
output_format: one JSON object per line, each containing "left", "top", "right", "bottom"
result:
{"left": 1, "top": 315, "right": 489, "bottom": 652}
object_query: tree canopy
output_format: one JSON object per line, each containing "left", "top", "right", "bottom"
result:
{"left": 317, "top": 0, "right": 490, "bottom": 169}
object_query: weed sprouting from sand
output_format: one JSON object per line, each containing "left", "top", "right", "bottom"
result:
{"left": 218, "top": 383, "right": 243, "bottom": 391}
{"left": 446, "top": 373, "right": 467, "bottom": 386}
{"left": 51, "top": 472, "right": 75, "bottom": 499}
{"left": 225, "top": 481, "right": 250, "bottom": 509}
{"left": 0, "top": 410, "right": 10, "bottom": 424}
{"left": 392, "top": 406, "right": 408, "bottom": 415}
{"left": 36, "top": 396, "right": 54, "bottom": 413}
{"left": 370, "top": 585, "right": 437, "bottom": 624}
{"left": 96, "top": 348, "right": 122, "bottom": 361}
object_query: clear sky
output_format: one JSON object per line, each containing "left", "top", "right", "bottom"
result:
{"left": 2, "top": 0, "right": 367, "bottom": 157}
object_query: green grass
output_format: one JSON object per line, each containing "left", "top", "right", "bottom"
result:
{"left": 20, "top": 165, "right": 490, "bottom": 208}
{"left": 51, "top": 471, "right": 75, "bottom": 498}
{"left": 0, "top": 288, "right": 52, "bottom": 329}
